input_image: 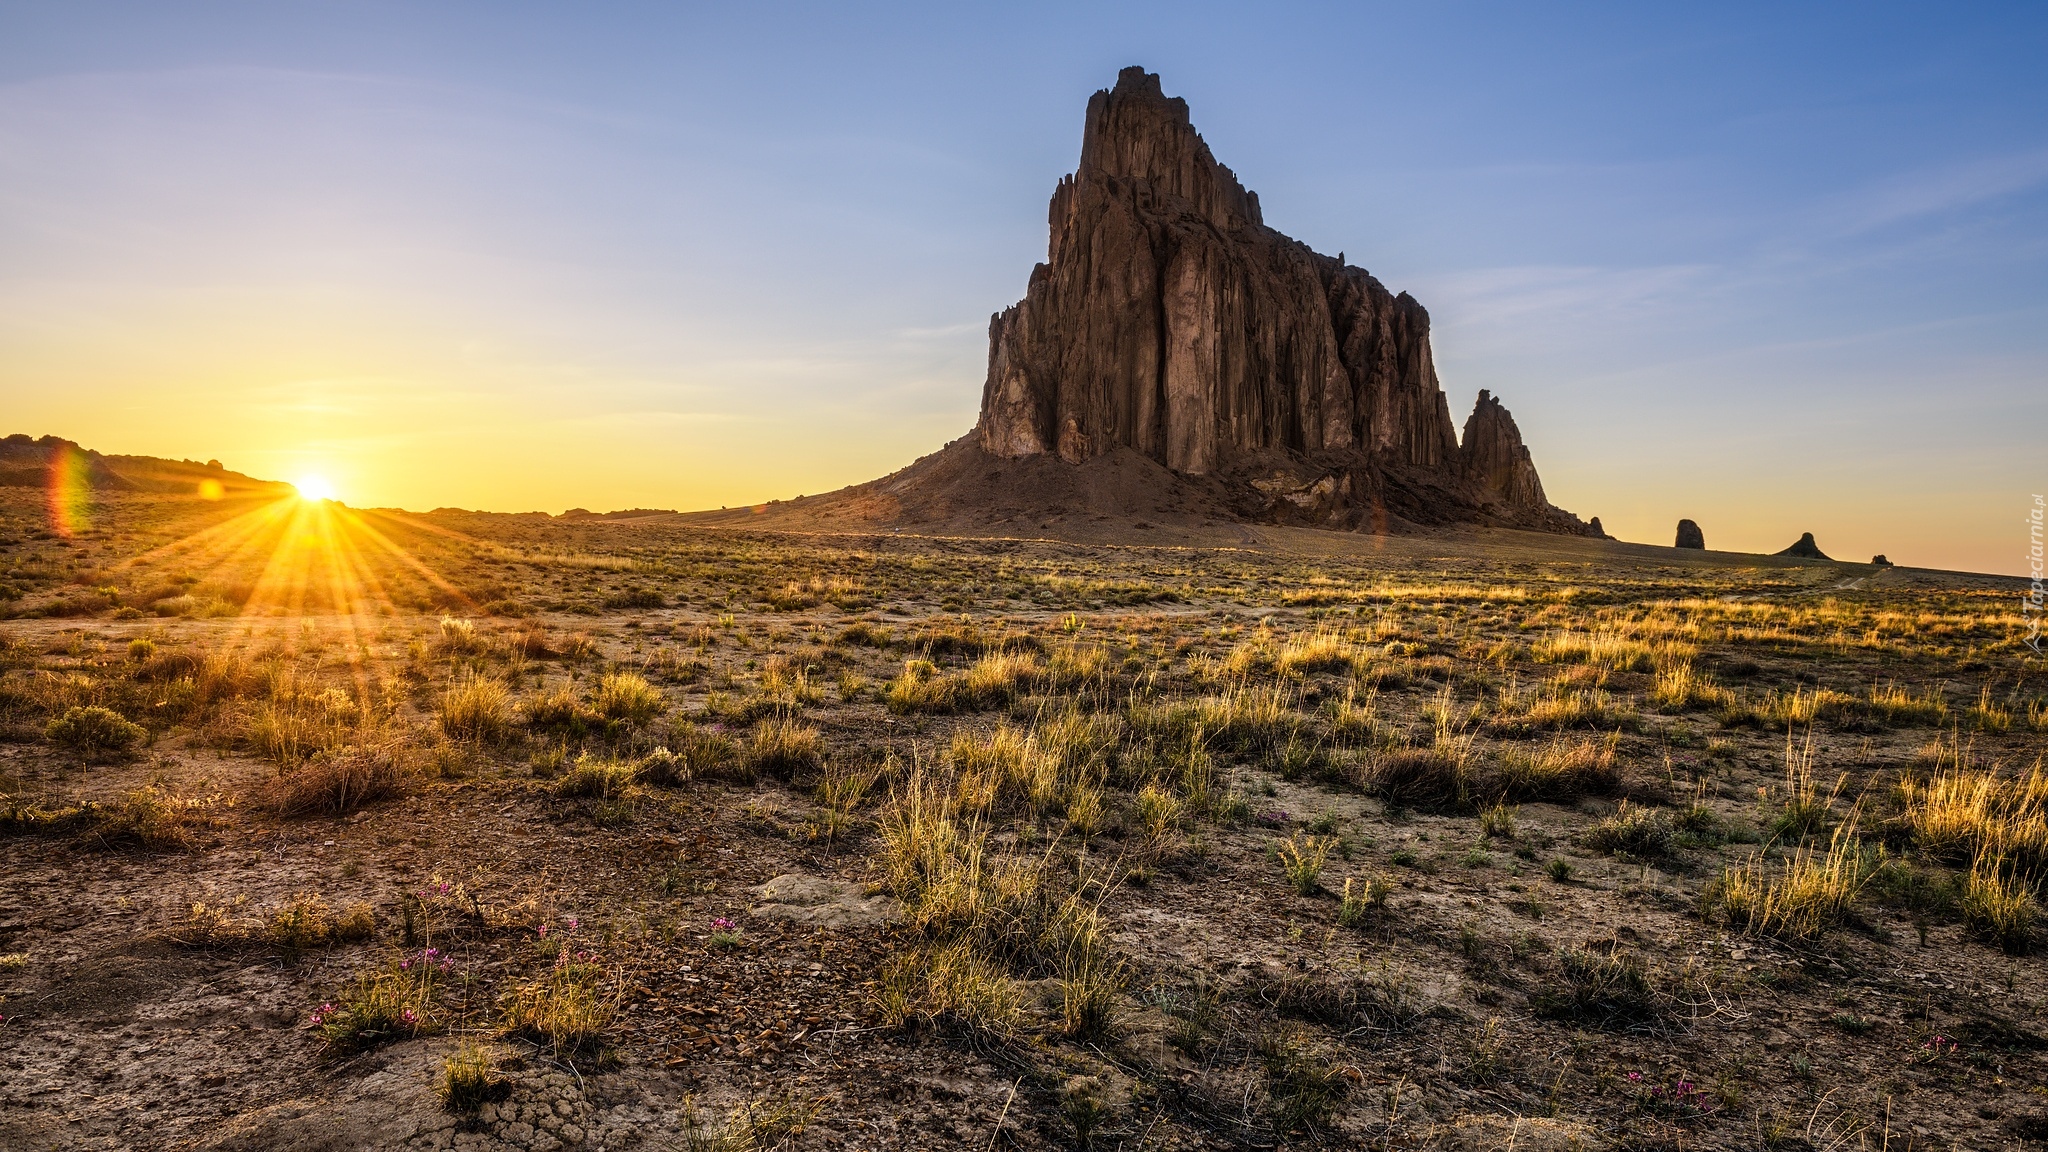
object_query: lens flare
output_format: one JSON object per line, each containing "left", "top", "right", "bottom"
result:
{"left": 294, "top": 475, "right": 337, "bottom": 502}
{"left": 45, "top": 441, "right": 94, "bottom": 537}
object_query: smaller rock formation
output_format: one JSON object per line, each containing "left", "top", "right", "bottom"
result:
{"left": 1459, "top": 391, "right": 1547, "bottom": 510}
{"left": 1871, "top": 555, "right": 1893, "bottom": 567}
{"left": 1675, "top": 520, "right": 1705, "bottom": 549}
{"left": 1777, "top": 533, "right": 1830, "bottom": 560}
{"left": 1586, "top": 517, "right": 1606, "bottom": 539}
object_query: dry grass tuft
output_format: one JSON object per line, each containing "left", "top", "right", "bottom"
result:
{"left": 266, "top": 744, "right": 409, "bottom": 816}
{"left": 592, "top": 672, "right": 665, "bottom": 725}
{"left": 1960, "top": 852, "right": 2038, "bottom": 954}
{"left": 1895, "top": 757, "right": 2048, "bottom": 871}
{"left": 440, "top": 674, "right": 512, "bottom": 743}
{"left": 1710, "top": 822, "right": 1876, "bottom": 940}
{"left": 502, "top": 954, "right": 618, "bottom": 1058}
{"left": 1492, "top": 733, "right": 1621, "bottom": 802}
{"left": 439, "top": 1042, "right": 510, "bottom": 1113}
{"left": 745, "top": 717, "right": 824, "bottom": 779}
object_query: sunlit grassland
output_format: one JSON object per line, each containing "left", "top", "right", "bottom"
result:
{"left": 3, "top": 487, "right": 2045, "bottom": 1148}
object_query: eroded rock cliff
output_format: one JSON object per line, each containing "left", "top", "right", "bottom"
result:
{"left": 974, "top": 66, "right": 1585, "bottom": 535}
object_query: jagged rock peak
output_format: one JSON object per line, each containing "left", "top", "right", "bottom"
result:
{"left": 978, "top": 67, "right": 1462, "bottom": 476}
{"left": 1077, "top": 66, "right": 1261, "bottom": 230}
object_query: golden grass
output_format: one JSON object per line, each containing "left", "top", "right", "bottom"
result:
{"left": 1532, "top": 631, "right": 1691, "bottom": 673}
{"left": 592, "top": 671, "right": 665, "bottom": 725}
{"left": 502, "top": 954, "right": 618, "bottom": 1057}
{"left": 439, "top": 673, "right": 511, "bottom": 743}
{"left": 1274, "top": 628, "right": 1367, "bottom": 678}
{"left": 874, "top": 939, "right": 1022, "bottom": 1040}
{"left": 438, "top": 1042, "right": 509, "bottom": 1113}
{"left": 1337, "top": 874, "right": 1392, "bottom": 927}
{"left": 1276, "top": 833, "right": 1335, "bottom": 895}
{"left": 1711, "top": 822, "right": 1876, "bottom": 941}
{"left": 1894, "top": 757, "right": 2048, "bottom": 870}
{"left": 1491, "top": 674, "right": 1629, "bottom": 733}
{"left": 1492, "top": 733, "right": 1621, "bottom": 801}
{"left": 177, "top": 891, "right": 375, "bottom": 956}
{"left": 885, "top": 649, "right": 1045, "bottom": 714}
{"left": 1960, "top": 852, "right": 2038, "bottom": 954}
{"left": 744, "top": 717, "right": 823, "bottom": 779}
{"left": 1769, "top": 730, "right": 1844, "bottom": 841}
{"left": 1651, "top": 661, "right": 1735, "bottom": 711}
{"left": 554, "top": 755, "right": 637, "bottom": 800}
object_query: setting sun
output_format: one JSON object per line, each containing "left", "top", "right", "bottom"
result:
{"left": 292, "top": 474, "right": 337, "bottom": 502}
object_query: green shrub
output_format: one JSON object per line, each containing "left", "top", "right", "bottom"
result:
{"left": 1582, "top": 802, "right": 1673, "bottom": 858}
{"left": 45, "top": 705, "right": 146, "bottom": 761}
{"left": 555, "top": 757, "right": 636, "bottom": 800}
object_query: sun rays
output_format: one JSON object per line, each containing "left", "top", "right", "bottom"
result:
{"left": 100, "top": 488, "right": 488, "bottom": 658}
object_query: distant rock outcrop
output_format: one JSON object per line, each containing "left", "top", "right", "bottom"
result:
{"left": 1587, "top": 517, "right": 1606, "bottom": 539}
{"left": 1778, "top": 533, "right": 1830, "bottom": 560}
{"left": 1675, "top": 520, "right": 1705, "bottom": 549}
{"left": 1871, "top": 555, "right": 1893, "bottom": 567}
{"left": 0, "top": 434, "right": 285, "bottom": 497}
{"left": 971, "top": 67, "right": 1587, "bottom": 535}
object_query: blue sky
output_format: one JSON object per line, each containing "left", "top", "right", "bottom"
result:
{"left": 1, "top": 1, "right": 2043, "bottom": 573}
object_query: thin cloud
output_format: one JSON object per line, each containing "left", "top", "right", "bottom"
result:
{"left": 1831, "top": 148, "right": 2048, "bottom": 235}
